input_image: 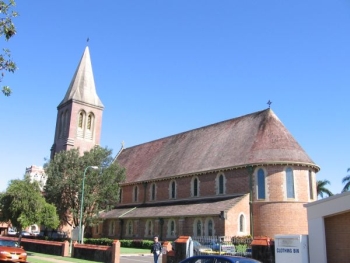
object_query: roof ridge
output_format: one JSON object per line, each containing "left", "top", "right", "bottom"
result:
{"left": 121, "top": 108, "right": 271, "bottom": 150}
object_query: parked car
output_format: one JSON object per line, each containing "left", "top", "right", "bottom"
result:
{"left": 0, "top": 239, "right": 27, "bottom": 262}
{"left": 19, "top": 231, "right": 31, "bottom": 237}
{"left": 244, "top": 248, "right": 252, "bottom": 257}
{"left": 206, "top": 241, "right": 236, "bottom": 254}
{"left": 179, "top": 255, "right": 261, "bottom": 263}
{"left": 31, "top": 230, "right": 40, "bottom": 236}
{"left": 37, "top": 230, "right": 67, "bottom": 239}
{"left": 192, "top": 241, "right": 213, "bottom": 255}
{"left": 7, "top": 229, "right": 17, "bottom": 236}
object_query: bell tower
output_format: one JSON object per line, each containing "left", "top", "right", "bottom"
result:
{"left": 50, "top": 46, "right": 104, "bottom": 159}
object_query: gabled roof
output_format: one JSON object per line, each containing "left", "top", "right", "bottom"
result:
{"left": 116, "top": 109, "right": 319, "bottom": 184}
{"left": 58, "top": 46, "right": 104, "bottom": 108}
{"left": 102, "top": 195, "right": 247, "bottom": 219}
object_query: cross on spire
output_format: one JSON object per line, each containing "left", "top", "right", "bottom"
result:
{"left": 267, "top": 100, "right": 272, "bottom": 108}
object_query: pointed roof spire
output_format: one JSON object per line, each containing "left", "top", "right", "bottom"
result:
{"left": 59, "top": 46, "right": 104, "bottom": 108}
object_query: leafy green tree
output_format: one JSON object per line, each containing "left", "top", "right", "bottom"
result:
{"left": 0, "top": 177, "right": 59, "bottom": 233}
{"left": 44, "top": 146, "right": 125, "bottom": 235}
{"left": 0, "top": 0, "right": 18, "bottom": 96}
{"left": 40, "top": 202, "right": 60, "bottom": 230}
{"left": 317, "top": 179, "right": 333, "bottom": 198}
{"left": 341, "top": 168, "right": 350, "bottom": 193}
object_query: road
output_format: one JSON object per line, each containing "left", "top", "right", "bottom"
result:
{"left": 120, "top": 255, "right": 162, "bottom": 263}
{"left": 28, "top": 254, "right": 162, "bottom": 263}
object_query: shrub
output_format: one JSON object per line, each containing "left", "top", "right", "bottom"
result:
{"left": 141, "top": 240, "right": 153, "bottom": 249}
{"left": 120, "top": 239, "right": 132, "bottom": 247}
{"left": 83, "top": 238, "right": 161, "bottom": 250}
{"left": 84, "top": 238, "right": 113, "bottom": 246}
{"left": 132, "top": 239, "right": 143, "bottom": 248}
{"left": 231, "top": 235, "right": 253, "bottom": 245}
{"left": 235, "top": 244, "right": 248, "bottom": 254}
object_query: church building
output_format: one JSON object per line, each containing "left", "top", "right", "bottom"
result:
{"left": 99, "top": 108, "right": 319, "bottom": 241}
{"left": 51, "top": 47, "right": 320, "bottom": 241}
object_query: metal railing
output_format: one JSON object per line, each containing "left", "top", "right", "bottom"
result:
{"left": 191, "top": 235, "right": 253, "bottom": 258}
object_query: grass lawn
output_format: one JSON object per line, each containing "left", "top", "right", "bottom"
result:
{"left": 120, "top": 247, "right": 150, "bottom": 254}
{"left": 27, "top": 252, "right": 99, "bottom": 263}
{"left": 27, "top": 247, "right": 151, "bottom": 263}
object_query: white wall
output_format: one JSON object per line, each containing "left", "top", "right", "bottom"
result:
{"left": 304, "top": 192, "right": 350, "bottom": 263}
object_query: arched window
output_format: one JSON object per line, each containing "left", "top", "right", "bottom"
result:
{"left": 172, "top": 181, "right": 176, "bottom": 198}
{"left": 207, "top": 219, "right": 213, "bottom": 236}
{"left": 170, "top": 181, "right": 176, "bottom": 199}
{"left": 59, "top": 112, "right": 64, "bottom": 138}
{"left": 308, "top": 170, "right": 314, "bottom": 199}
{"left": 151, "top": 183, "right": 156, "bottom": 201}
{"left": 145, "top": 220, "right": 153, "bottom": 237}
{"left": 219, "top": 175, "right": 224, "bottom": 194}
{"left": 286, "top": 168, "right": 295, "bottom": 198}
{"left": 134, "top": 186, "right": 138, "bottom": 202}
{"left": 257, "top": 168, "right": 266, "bottom": 199}
{"left": 192, "top": 177, "right": 199, "bottom": 197}
{"left": 170, "top": 221, "right": 175, "bottom": 235}
{"left": 216, "top": 174, "right": 226, "bottom": 195}
{"left": 119, "top": 188, "right": 122, "bottom": 204}
{"left": 87, "top": 114, "right": 92, "bottom": 130}
{"left": 167, "top": 219, "right": 176, "bottom": 237}
{"left": 239, "top": 214, "right": 245, "bottom": 233}
{"left": 78, "top": 112, "right": 84, "bottom": 128}
{"left": 148, "top": 221, "right": 152, "bottom": 235}
{"left": 63, "top": 110, "right": 69, "bottom": 136}
{"left": 196, "top": 219, "right": 202, "bottom": 236}
{"left": 109, "top": 220, "right": 115, "bottom": 235}
{"left": 126, "top": 220, "right": 133, "bottom": 236}
{"left": 85, "top": 112, "right": 94, "bottom": 139}
{"left": 77, "top": 110, "right": 85, "bottom": 138}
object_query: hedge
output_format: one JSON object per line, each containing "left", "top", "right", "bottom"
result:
{"left": 84, "top": 238, "right": 154, "bottom": 249}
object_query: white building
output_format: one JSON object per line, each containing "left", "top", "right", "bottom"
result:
{"left": 25, "top": 165, "right": 47, "bottom": 191}
{"left": 304, "top": 191, "right": 350, "bottom": 263}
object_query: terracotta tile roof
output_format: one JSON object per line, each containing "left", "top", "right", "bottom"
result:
{"left": 101, "top": 195, "right": 247, "bottom": 219}
{"left": 116, "top": 109, "right": 318, "bottom": 184}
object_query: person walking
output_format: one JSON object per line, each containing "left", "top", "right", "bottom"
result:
{"left": 151, "top": 235, "right": 162, "bottom": 263}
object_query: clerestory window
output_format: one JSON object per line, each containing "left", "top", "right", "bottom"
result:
{"left": 286, "top": 167, "right": 295, "bottom": 198}
{"left": 257, "top": 168, "right": 266, "bottom": 199}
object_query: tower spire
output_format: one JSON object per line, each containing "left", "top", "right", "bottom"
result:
{"left": 51, "top": 47, "right": 104, "bottom": 159}
{"left": 59, "top": 46, "right": 103, "bottom": 108}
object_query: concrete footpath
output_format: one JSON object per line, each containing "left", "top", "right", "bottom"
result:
{"left": 28, "top": 255, "right": 72, "bottom": 263}
{"left": 27, "top": 253, "right": 154, "bottom": 263}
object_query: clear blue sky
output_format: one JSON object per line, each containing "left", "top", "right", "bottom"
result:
{"left": 0, "top": 1, "right": 349, "bottom": 195}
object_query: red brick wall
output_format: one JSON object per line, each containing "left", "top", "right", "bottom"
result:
{"left": 253, "top": 202, "right": 308, "bottom": 237}
{"left": 120, "top": 169, "right": 251, "bottom": 204}
{"left": 52, "top": 101, "right": 103, "bottom": 157}
{"left": 226, "top": 194, "right": 250, "bottom": 236}
{"left": 324, "top": 211, "right": 350, "bottom": 263}
{"left": 102, "top": 217, "right": 228, "bottom": 241}
{"left": 252, "top": 166, "right": 313, "bottom": 237}
{"left": 117, "top": 165, "right": 316, "bottom": 239}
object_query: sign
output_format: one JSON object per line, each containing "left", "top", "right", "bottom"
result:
{"left": 71, "top": 227, "right": 80, "bottom": 241}
{"left": 275, "top": 235, "right": 309, "bottom": 263}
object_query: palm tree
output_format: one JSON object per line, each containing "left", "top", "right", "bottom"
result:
{"left": 317, "top": 179, "right": 333, "bottom": 198}
{"left": 341, "top": 168, "right": 350, "bottom": 193}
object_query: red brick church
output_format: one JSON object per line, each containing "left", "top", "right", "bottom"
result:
{"left": 52, "top": 47, "right": 319, "bottom": 241}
